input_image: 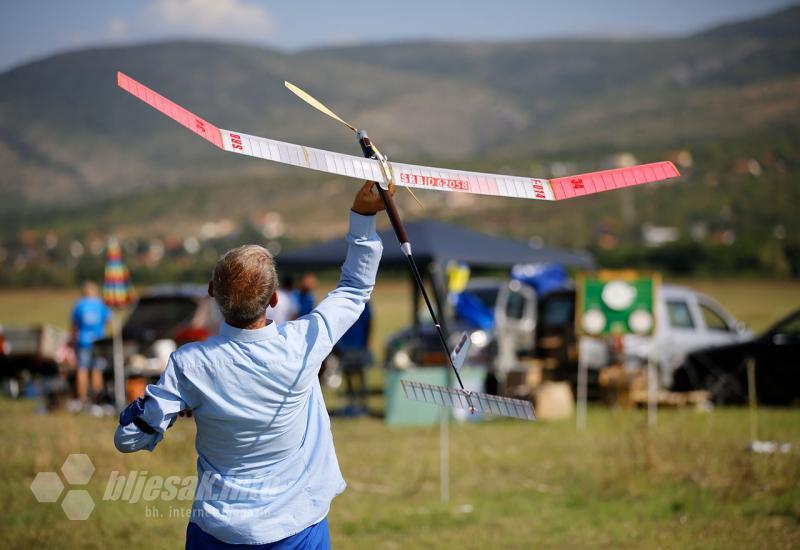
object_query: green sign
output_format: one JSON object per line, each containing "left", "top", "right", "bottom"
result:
{"left": 577, "top": 271, "right": 659, "bottom": 337}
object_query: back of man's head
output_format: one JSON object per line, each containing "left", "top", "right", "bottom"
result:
{"left": 212, "top": 245, "right": 277, "bottom": 327}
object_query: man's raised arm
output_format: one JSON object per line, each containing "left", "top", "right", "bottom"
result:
{"left": 287, "top": 181, "right": 392, "bottom": 381}
{"left": 313, "top": 180, "right": 393, "bottom": 339}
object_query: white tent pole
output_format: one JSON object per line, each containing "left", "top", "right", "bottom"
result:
{"left": 747, "top": 358, "right": 758, "bottom": 442}
{"left": 647, "top": 343, "right": 658, "bottom": 428}
{"left": 440, "top": 408, "right": 449, "bottom": 504}
{"left": 112, "top": 311, "right": 125, "bottom": 411}
{"left": 576, "top": 338, "right": 588, "bottom": 431}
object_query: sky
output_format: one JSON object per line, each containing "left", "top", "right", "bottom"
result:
{"left": 0, "top": 0, "right": 796, "bottom": 71}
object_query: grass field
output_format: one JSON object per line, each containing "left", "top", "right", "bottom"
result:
{"left": 1, "top": 279, "right": 799, "bottom": 548}
{"left": 2, "top": 399, "right": 798, "bottom": 549}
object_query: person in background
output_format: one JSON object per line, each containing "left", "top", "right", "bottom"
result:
{"left": 334, "top": 301, "right": 372, "bottom": 417}
{"left": 71, "top": 281, "right": 111, "bottom": 405}
{"left": 266, "top": 274, "right": 298, "bottom": 324}
{"left": 294, "top": 273, "right": 318, "bottom": 317}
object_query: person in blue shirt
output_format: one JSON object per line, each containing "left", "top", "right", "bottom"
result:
{"left": 293, "top": 273, "right": 318, "bottom": 318}
{"left": 114, "top": 180, "right": 391, "bottom": 549}
{"left": 71, "top": 281, "right": 111, "bottom": 405}
{"left": 334, "top": 302, "right": 372, "bottom": 417}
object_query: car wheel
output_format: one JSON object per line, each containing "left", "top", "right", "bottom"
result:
{"left": 705, "top": 370, "right": 746, "bottom": 405}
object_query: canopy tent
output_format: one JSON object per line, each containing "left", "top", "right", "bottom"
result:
{"left": 277, "top": 219, "right": 594, "bottom": 270}
{"left": 278, "top": 218, "right": 594, "bottom": 333}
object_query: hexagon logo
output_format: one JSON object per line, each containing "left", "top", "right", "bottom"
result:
{"left": 30, "top": 454, "right": 97, "bottom": 520}
{"left": 30, "top": 472, "right": 64, "bottom": 503}
{"left": 61, "top": 454, "right": 95, "bottom": 485}
{"left": 61, "top": 490, "right": 95, "bottom": 521}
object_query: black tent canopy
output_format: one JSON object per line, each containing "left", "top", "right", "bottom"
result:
{"left": 277, "top": 219, "right": 594, "bottom": 270}
{"left": 278, "top": 219, "right": 594, "bottom": 332}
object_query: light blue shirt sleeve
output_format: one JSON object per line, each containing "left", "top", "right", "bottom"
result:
{"left": 114, "top": 355, "right": 191, "bottom": 453}
{"left": 283, "top": 211, "right": 383, "bottom": 389}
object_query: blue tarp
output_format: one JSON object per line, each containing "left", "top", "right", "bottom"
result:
{"left": 511, "top": 263, "right": 569, "bottom": 295}
{"left": 455, "top": 291, "right": 496, "bottom": 330}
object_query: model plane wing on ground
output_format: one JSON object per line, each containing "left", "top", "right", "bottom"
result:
{"left": 117, "top": 72, "right": 680, "bottom": 202}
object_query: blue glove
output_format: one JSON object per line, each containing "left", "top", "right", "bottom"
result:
{"left": 119, "top": 397, "right": 156, "bottom": 434}
{"left": 119, "top": 397, "right": 146, "bottom": 426}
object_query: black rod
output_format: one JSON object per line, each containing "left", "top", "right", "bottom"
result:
{"left": 357, "top": 130, "right": 466, "bottom": 391}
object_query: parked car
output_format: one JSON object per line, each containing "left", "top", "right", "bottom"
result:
{"left": 0, "top": 324, "right": 70, "bottom": 376}
{"left": 0, "top": 324, "right": 72, "bottom": 403}
{"left": 383, "top": 278, "right": 525, "bottom": 372}
{"left": 623, "top": 285, "right": 751, "bottom": 387}
{"left": 672, "top": 308, "right": 800, "bottom": 405}
{"left": 94, "top": 284, "right": 221, "bottom": 383}
{"left": 383, "top": 277, "right": 602, "bottom": 392}
{"left": 383, "top": 279, "right": 749, "bottom": 392}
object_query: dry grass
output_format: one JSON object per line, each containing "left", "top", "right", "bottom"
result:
{"left": 1, "top": 399, "right": 798, "bottom": 549}
{"left": 1, "top": 279, "right": 799, "bottom": 547}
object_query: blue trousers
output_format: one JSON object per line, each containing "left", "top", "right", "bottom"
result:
{"left": 186, "top": 518, "right": 330, "bottom": 550}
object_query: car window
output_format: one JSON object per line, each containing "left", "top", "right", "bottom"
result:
{"left": 541, "top": 295, "right": 574, "bottom": 329}
{"left": 505, "top": 289, "right": 526, "bottom": 320}
{"left": 124, "top": 297, "right": 198, "bottom": 336}
{"left": 699, "top": 303, "right": 731, "bottom": 332}
{"left": 666, "top": 300, "right": 694, "bottom": 329}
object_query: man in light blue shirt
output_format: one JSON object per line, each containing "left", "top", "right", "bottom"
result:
{"left": 115, "top": 181, "right": 391, "bottom": 548}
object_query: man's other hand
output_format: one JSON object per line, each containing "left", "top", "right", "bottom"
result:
{"left": 352, "top": 180, "right": 396, "bottom": 216}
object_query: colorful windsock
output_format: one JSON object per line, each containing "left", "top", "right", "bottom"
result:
{"left": 103, "top": 238, "right": 132, "bottom": 308}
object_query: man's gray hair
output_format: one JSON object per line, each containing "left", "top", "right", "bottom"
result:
{"left": 212, "top": 245, "right": 277, "bottom": 326}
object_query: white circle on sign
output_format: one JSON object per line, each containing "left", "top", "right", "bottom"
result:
{"left": 629, "top": 309, "right": 653, "bottom": 334}
{"left": 582, "top": 309, "right": 606, "bottom": 335}
{"left": 601, "top": 280, "right": 637, "bottom": 311}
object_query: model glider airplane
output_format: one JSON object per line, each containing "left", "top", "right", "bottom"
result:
{"left": 117, "top": 71, "right": 680, "bottom": 422}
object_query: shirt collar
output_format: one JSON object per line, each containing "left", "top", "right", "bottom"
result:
{"left": 219, "top": 320, "right": 278, "bottom": 342}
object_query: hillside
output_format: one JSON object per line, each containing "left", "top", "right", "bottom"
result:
{"left": 1, "top": 6, "right": 799, "bottom": 211}
{"left": 0, "top": 5, "right": 798, "bottom": 283}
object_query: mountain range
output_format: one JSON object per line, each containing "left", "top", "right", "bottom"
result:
{"left": 0, "top": 5, "right": 798, "bottom": 247}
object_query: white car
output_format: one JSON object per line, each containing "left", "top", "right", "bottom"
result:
{"left": 621, "top": 285, "right": 751, "bottom": 387}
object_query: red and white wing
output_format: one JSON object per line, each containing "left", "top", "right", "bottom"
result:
{"left": 547, "top": 162, "right": 680, "bottom": 200}
{"left": 117, "top": 72, "right": 680, "bottom": 202}
{"left": 389, "top": 160, "right": 679, "bottom": 201}
{"left": 389, "top": 160, "right": 555, "bottom": 200}
{"left": 217, "top": 128, "right": 386, "bottom": 182}
{"left": 118, "top": 71, "right": 225, "bottom": 148}
{"left": 117, "top": 72, "right": 384, "bottom": 181}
